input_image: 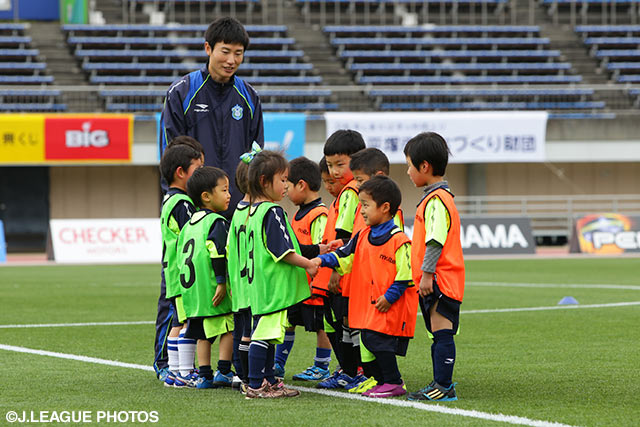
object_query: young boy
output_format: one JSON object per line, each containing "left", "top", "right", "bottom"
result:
{"left": 274, "top": 157, "right": 332, "bottom": 382}
{"left": 312, "top": 176, "right": 417, "bottom": 398}
{"left": 403, "top": 132, "right": 465, "bottom": 402}
{"left": 178, "top": 166, "right": 235, "bottom": 389}
{"left": 159, "top": 143, "right": 203, "bottom": 387}
{"left": 350, "top": 147, "right": 404, "bottom": 231}
{"left": 154, "top": 136, "right": 204, "bottom": 382}
{"left": 316, "top": 130, "right": 367, "bottom": 390}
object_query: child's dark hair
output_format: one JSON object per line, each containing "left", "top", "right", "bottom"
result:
{"left": 187, "top": 166, "right": 228, "bottom": 208}
{"left": 205, "top": 17, "right": 250, "bottom": 50}
{"left": 403, "top": 132, "right": 450, "bottom": 177}
{"left": 323, "top": 129, "right": 366, "bottom": 157}
{"left": 359, "top": 175, "right": 401, "bottom": 217}
{"left": 166, "top": 135, "right": 204, "bottom": 157}
{"left": 235, "top": 161, "right": 249, "bottom": 195}
{"left": 247, "top": 150, "right": 288, "bottom": 201}
{"left": 319, "top": 156, "right": 329, "bottom": 175}
{"left": 349, "top": 147, "right": 389, "bottom": 176}
{"left": 288, "top": 157, "right": 321, "bottom": 192}
{"left": 160, "top": 144, "right": 201, "bottom": 185}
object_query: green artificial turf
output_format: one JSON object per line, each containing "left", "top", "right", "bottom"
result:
{"left": 1, "top": 259, "right": 639, "bottom": 426}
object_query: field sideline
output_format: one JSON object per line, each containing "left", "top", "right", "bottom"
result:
{"left": 1, "top": 258, "right": 639, "bottom": 426}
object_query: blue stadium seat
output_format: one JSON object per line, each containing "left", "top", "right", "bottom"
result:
{"left": 340, "top": 49, "right": 560, "bottom": 59}
{"left": 358, "top": 75, "right": 582, "bottom": 84}
{"left": 0, "top": 62, "right": 46, "bottom": 71}
{"left": 63, "top": 24, "right": 284, "bottom": 34}
{"left": 369, "top": 88, "right": 595, "bottom": 97}
{"left": 0, "top": 75, "right": 54, "bottom": 83}
{"left": 0, "top": 103, "right": 66, "bottom": 111}
{"left": 331, "top": 37, "right": 549, "bottom": 47}
{"left": 92, "top": 75, "right": 322, "bottom": 84}
{"left": 350, "top": 62, "right": 571, "bottom": 72}
{"left": 0, "top": 36, "right": 31, "bottom": 45}
{"left": 379, "top": 101, "right": 605, "bottom": 110}
{"left": 299, "top": 0, "right": 506, "bottom": 3}
{"left": 262, "top": 102, "right": 339, "bottom": 111}
{"left": 324, "top": 25, "right": 539, "bottom": 35}
{"left": 74, "top": 49, "right": 304, "bottom": 60}
{"left": 0, "top": 48, "right": 39, "bottom": 57}
{"left": 83, "top": 62, "right": 312, "bottom": 72}
{"left": 68, "top": 36, "right": 295, "bottom": 47}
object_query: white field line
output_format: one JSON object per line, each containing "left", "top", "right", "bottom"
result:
{"left": 462, "top": 301, "right": 640, "bottom": 315}
{"left": 2, "top": 300, "right": 639, "bottom": 328}
{"left": 0, "top": 321, "right": 154, "bottom": 329}
{"left": 0, "top": 344, "right": 575, "bottom": 427}
{"left": 468, "top": 282, "right": 640, "bottom": 291}
{"left": 0, "top": 344, "right": 155, "bottom": 372}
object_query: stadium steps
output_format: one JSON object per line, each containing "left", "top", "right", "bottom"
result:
{"left": 284, "top": 5, "right": 373, "bottom": 111}
{"left": 27, "top": 22, "right": 101, "bottom": 112}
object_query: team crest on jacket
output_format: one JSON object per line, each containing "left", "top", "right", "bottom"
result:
{"left": 231, "top": 104, "right": 243, "bottom": 120}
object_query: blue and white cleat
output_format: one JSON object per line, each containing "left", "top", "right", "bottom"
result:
{"left": 212, "top": 370, "right": 234, "bottom": 388}
{"left": 292, "top": 366, "right": 331, "bottom": 381}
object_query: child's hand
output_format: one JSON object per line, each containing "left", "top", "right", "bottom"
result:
{"left": 419, "top": 273, "right": 434, "bottom": 297}
{"left": 212, "top": 284, "right": 226, "bottom": 306}
{"left": 375, "top": 295, "right": 391, "bottom": 313}
{"left": 317, "top": 243, "right": 329, "bottom": 255}
{"left": 328, "top": 239, "right": 343, "bottom": 251}
{"left": 328, "top": 271, "right": 341, "bottom": 294}
{"left": 306, "top": 260, "right": 319, "bottom": 278}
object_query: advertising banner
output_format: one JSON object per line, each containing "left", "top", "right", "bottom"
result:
{"left": 0, "top": 220, "right": 6, "bottom": 263}
{"left": 0, "top": 114, "right": 45, "bottom": 164}
{"left": 325, "top": 111, "right": 547, "bottom": 163}
{"left": 570, "top": 213, "right": 640, "bottom": 254}
{"left": 50, "top": 219, "right": 161, "bottom": 264}
{"left": 60, "top": 0, "right": 87, "bottom": 24}
{"left": 44, "top": 115, "right": 133, "bottom": 162}
{"left": 403, "top": 216, "right": 536, "bottom": 255}
{"left": 460, "top": 217, "right": 536, "bottom": 255}
{"left": 263, "top": 112, "right": 306, "bottom": 159}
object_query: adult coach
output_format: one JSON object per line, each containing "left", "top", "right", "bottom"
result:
{"left": 154, "top": 17, "right": 264, "bottom": 379}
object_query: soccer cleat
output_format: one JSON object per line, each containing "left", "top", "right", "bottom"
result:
{"left": 231, "top": 375, "right": 243, "bottom": 390}
{"left": 274, "top": 363, "right": 285, "bottom": 380}
{"left": 156, "top": 367, "right": 170, "bottom": 382}
{"left": 292, "top": 366, "right": 330, "bottom": 381}
{"left": 245, "top": 382, "right": 285, "bottom": 399}
{"left": 269, "top": 380, "right": 300, "bottom": 397}
{"left": 368, "top": 382, "right": 407, "bottom": 398}
{"left": 163, "top": 371, "right": 178, "bottom": 387}
{"left": 349, "top": 376, "right": 378, "bottom": 394}
{"left": 195, "top": 376, "right": 215, "bottom": 389}
{"left": 343, "top": 374, "right": 368, "bottom": 390}
{"left": 316, "top": 369, "right": 342, "bottom": 389}
{"left": 407, "top": 381, "right": 458, "bottom": 402}
{"left": 174, "top": 371, "right": 198, "bottom": 388}
{"left": 212, "top": 370, "right": 233, "bottom": 388}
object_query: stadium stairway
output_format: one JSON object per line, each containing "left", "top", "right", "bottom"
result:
{"left": 28, "top": 22, "right": 101, "bottom": 112}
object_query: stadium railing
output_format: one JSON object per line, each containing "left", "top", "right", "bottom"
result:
{"left": 456, "top": 194, "right": 640, "bottom": 239}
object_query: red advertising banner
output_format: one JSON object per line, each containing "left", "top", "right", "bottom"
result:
{"left": 44, "top": 115, "right": 132, "bottom": 162}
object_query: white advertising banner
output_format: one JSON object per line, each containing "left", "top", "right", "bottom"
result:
{"left": 50, "top": 219, "right": 161, "bottom": 264}
{"left": 324, "top": 111, "right": 548, "bottom": 163}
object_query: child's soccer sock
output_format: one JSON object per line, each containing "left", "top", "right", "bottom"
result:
{"left": 239, "top": 341, "right": 250, "bottom": 382}
{"left": 167, "top": 337, "right": 179, "bottom": 373}
{"left": 362, "top": 360, "right": 383, "bottom": 383}
{"left": 376, "top": 351, "right": 402, "bottom": 385}
{"left": 432, "top": 329, "right": 456, "bottom": 387}
{"left": 199, "top": 365, "right": 213, "bottom": 380}
{"left": 340, "top": 336, "right": 358, "bottom": 377}
{"left": 327, "top": 332, "right": 344, "bottom": 368}
{"left": 248, "top": 340, "right": 268, "bottom": 389}
{"left": 275, "top": 331, "right": 295, "bottom": 368}
{"left": 264, "top": 344, "right": 277, "bottom": 385}
{"left": 232, "top": 313, "right": 245, "bottom": 377}
{"left": 178, "top": 328, "right": 196, "bottom": 376}
{"left": 217, "top": 359, "right": 232, "bottom": 375}
{"left": 314, "top": 347, "right": 331, "bottom": 370}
